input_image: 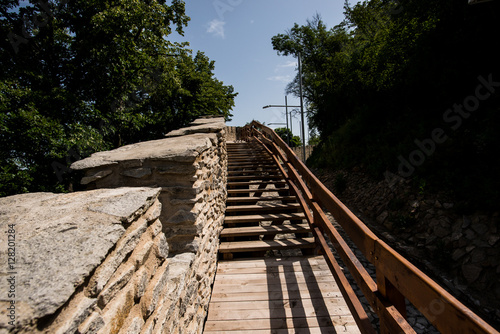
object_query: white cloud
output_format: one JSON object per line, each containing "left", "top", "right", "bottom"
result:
{"left": 267, "top": 75, "right": 293, "bottom": 84}
{"left": 267, "top": 60, "right": 297, "bottom": 84}
{"left": 277, "top": 60, "right": 297, "bottom": 70}
{"left": 207, "top": 19, "right": 226, "bottom": 39}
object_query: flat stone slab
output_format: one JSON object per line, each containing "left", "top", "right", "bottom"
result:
{"left": 165, "top": 117, "right": 225, "bottom": 138}
{"left": 71, "top": 133, "right": 216, "bottom": 170}
{"left": 189, "top": 116, "right": 225, "bottom": 126}
{"left": 0, "top": 187, "right": 161, "bottom": 328}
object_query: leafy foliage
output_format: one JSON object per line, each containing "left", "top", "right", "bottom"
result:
{"left": 274, "top": 127, "right": 301, "bottom": 147}
{"left": 0, "top": 0, "right": 237, "bottom": 196}
{"left": 272, "top": 0, "right": 500, "bottom": 210}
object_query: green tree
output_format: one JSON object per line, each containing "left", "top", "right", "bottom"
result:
{"left": 0, "top": 0, "right": 236, "bottom": 197}
{"left": 274, "top": 127, "right": 292, "bottom": 145}
{"left": 272, "top": 0, "right": 500, "bottom": 209}
{"left": 274, "top": 128, "right": 302, "bottom": 147}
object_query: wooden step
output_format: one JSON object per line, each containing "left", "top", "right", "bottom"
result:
{"left": 229, "top": 155, "right": 272, "bottom": 160}
{"left": 227, "top": 172, "right": 284, "bottom": 182}
{"left": 224, "top": 213, "right": 306, "bottom": 225}
{"left": 227, "top": 188, "right": 290, "bottom": 195}
{"left": 228, "top": 156, "right": 267, "bottom": 159}
{"left": 228, "top": 157, "right": 271, "bottom": 162}
{"left": 227, "top": 164, "right": 278, "bottom": 170}
{"left": 226, "top": 203, "right": 301, "bottom": 214}
{"left": 227, "top": 175, "right": 284, "bottom": 181}
{"left": 227, "top": 180, "right": 288, "bottom": 188}
{"left": 219, "top": 237, "right": 316, "bottom": 254}
{"left": 228, "top": 161, "right": 275, "bottom": 166}
{"left": 227, "top": 150, "right": 258, "bottom": 153}
{"left": 227, "top": 160, "right": 274, "bottom": 164}
{"left": 228, "top": 152, "right": 269, "bottom": 157}
{"left": 228, "top": 166, "right": 280, "bottom": 172}
{"left": 220, "top": 224, "right": 311, "bottom": 238}
{"left": 226, "top": 196, "right": 297, "bottom": 204}
{"left": 227, "top": 147, "right": 265, "bottom": 151}
{"left": 228, "top": 164, "right": 279, "bottom": 168}
{"left": 227, "top": 172, "right": 281, "bottom": 178}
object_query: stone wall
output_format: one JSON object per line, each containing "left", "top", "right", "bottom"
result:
{"left": 314, "top": 168, "right": 500, "bottom": 326}
{"left": 225, "top": 126, "right": 241, "bottom": 142}
{"left": 0, "top": 188, "right": 166, "bottom": 333}
{"left": 291, "top": 145, "right": 315, "bottom": 162}
{"left": 0, "top": 117, "right": 228, "bottom": 334}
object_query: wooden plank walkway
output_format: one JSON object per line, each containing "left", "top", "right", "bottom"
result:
{"left": 204, "top": 256, "right": 361, "bottom": 333}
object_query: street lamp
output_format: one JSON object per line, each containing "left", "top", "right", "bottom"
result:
{"left": 263, "top": 98, "right": 301, "bottom": 146}
{"left": 264, "top": 52, "right": 307, "bottom": 161}
{"left": 297, "top": 52, "right": 306, "bottom": 163}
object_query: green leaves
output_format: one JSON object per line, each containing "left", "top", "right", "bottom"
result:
{"left": 1, "top": 0, "right": 236, "bottom": 196}
{"left": 274, "top": 0, "right": 500, "bottom": 210}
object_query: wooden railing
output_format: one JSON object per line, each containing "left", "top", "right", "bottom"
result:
{"left": 242, "top": 121, "right": 499, "bottom": 334}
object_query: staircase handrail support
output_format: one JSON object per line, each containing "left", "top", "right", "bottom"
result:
{"left": 243, "top": 120, "right": 499, "bottom": 334}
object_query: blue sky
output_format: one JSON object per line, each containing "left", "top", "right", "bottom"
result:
{"left": 170, "top": 0, "right": 346, "bottom": 138}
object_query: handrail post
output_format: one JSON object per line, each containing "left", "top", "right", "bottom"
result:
{"left": 377, "top": 268, "right": 407, "bottom": 334}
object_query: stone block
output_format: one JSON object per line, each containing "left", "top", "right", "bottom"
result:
{"left": 167, "top": 209, "right": 199, "bottom": 225}
{"left": 135, "top": 245, "right": 162, "bottom": 294}
{"left": 81, "top": 170, "right": 113, "bottom": 185}
{"left": 132, "top": 241, "right": 155, "bottom": 269}
{"left": 143, "top": 200, "right": 162, "bottom": 223}
{"left": 98, "top": 263, "right": 135, "bottom": 308}
{"left": 71, "top": 134, "right": 217, "bottom": 171}
{"left": 140, "top": 260, "right": 170, "bottom": 317}
{"left": 78, "top": 311, "right": 105, "bottom": 334}
{"left": 87, "top": 217, "right": 148, "bottom": 297}
{"left": 117, "top": 305, "right": 144, "bottom": 334}
{"left": 150, "top": 219, "right": 163, "bottom": 237}
{"left": 164, "top": 253, "right": 195, "bottom": 298}
{"left": 166, "top": 235, "right": 199, "bottom": 254}
{"left": 98, "top": 283, "right": 136, "bottom": 334}
{"left": 153, "top": 233, "right": 169, "bottom": 259}
{"left": 156, "top": 163, "right": 196, "bottom": 175}
{"left": 121, "top": 168, "right": 152, "bottom": 179}
{"left": 0, "top": 187, "right": 160, "bottom": 332}
{"left": 134, "top": 267, "right": 150, "bottom": 301}
{"left": 87, "top": 188, "right": 160, "bottom": 224}
{"left": 47, "top": 291, "right": 97, "bottom": 334}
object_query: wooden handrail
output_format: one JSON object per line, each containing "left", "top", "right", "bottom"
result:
{"left": 243, "top": 121, "right": 499, "bottom": 334}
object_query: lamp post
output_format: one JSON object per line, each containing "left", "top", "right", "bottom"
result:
{"left": 298, "top": 52, "right": 306, "bottom": 163}
{"left": 264, "top": 52, "right": 307, "bottom": 161}
{"left": 263, "top": 99, "right": 301, "bottom": 146}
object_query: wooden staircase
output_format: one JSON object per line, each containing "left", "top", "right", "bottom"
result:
{"left": 219, "top": 141, "right": 316, "bottom": 260}
{"left": 207, "top": 122, "right": 500, "bottom": 334}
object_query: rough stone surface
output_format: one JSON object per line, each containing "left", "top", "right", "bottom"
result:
{"left": 58, "top": 117, "right": 228, "bottom": 334}
{"left": 81, "top": 170, "right": 114, "bottom": 185}
{"left": 0, "top": 187, "right": 160, "bottom": 331}
{"left": 314, "top": 167, "right": 500, "bottom": 328}
{"left": 165, "top": 117, "right": 225, "bottom": 138}
{"left": 71, "top": 133, "right": 216, "bottom": 170}
{"left": 0, "top": 118, "right": 229, "bottom": 334}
